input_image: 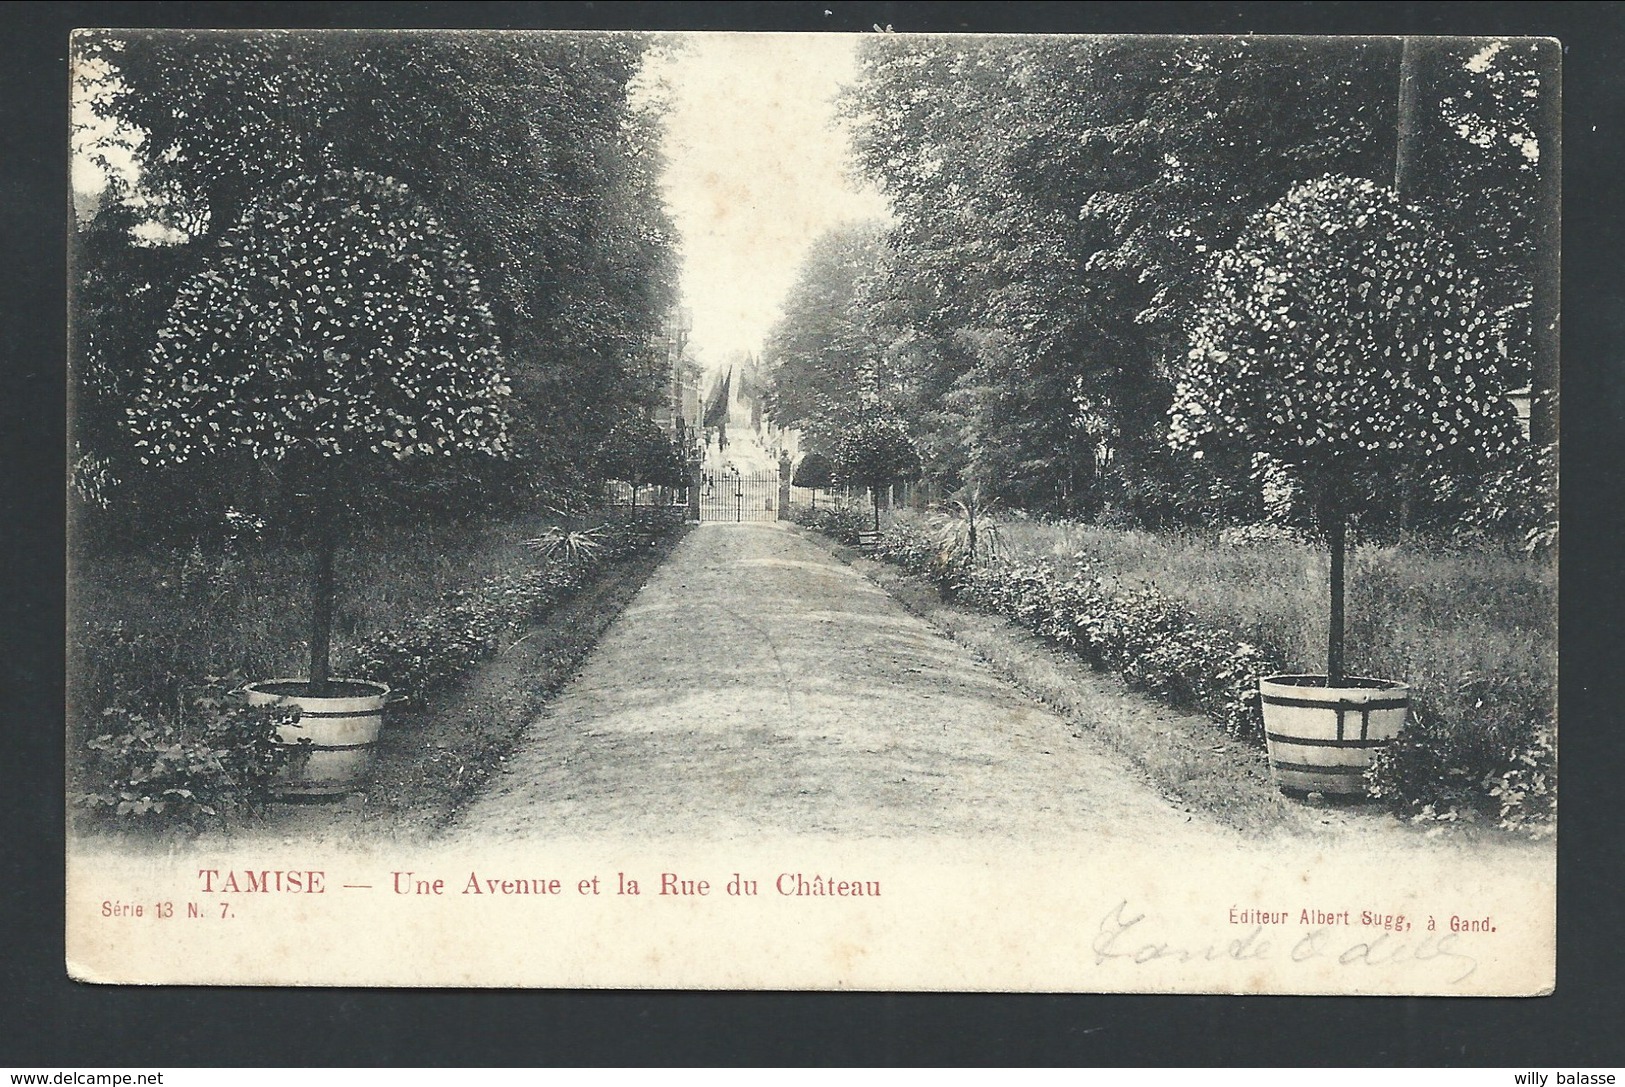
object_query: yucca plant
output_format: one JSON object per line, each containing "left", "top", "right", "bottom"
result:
{"left": 524, "top": 525, "right": 606, "bottom": 567}
{"left": 927, "top": 491, "right": 1005, "bottom": 590}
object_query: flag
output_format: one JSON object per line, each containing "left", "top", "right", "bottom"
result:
{"left": 702, "top": 368, "right": 732, "bottom": 429}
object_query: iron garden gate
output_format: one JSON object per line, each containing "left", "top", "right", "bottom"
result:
{"left": 699, "top": 468, "right": 780, "bottom": 523}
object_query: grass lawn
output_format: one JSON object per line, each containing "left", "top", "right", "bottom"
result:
{"left": 986, "top": 517, "right": 1556, "bottom": 723}
{"left": 69, "top": 503, "right": 690, "bottom": 835}
{"left": 69, "top": 511, "right": 556, "bottom": 718}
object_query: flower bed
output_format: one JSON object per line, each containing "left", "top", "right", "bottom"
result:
{"left": 803, "top": 510, "right": 1553, "bottom": 835}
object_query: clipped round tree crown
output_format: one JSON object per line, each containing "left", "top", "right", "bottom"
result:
{"left": 129, "top": 168, "right": 512, "bottom": 466}
{"left": 1169, "top": 174, "right": 1521, "bottom": 515}
{"left": 600, "top": 415, "right": 684, "bottom": 487}
{"left": 833, "top": 417, "right": 922, "bottom": 490}
{"left": 791, "top": 450, "right": 836, "bottom": 489}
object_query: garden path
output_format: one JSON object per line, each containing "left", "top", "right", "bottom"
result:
{"left": 453, "top": 521, "right": 1232, "bottom": 846}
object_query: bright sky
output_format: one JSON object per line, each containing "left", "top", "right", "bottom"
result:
{"left": 74, "top": 32, "right": 892, "bottom": 368}
{"left": 71, "top": 55, "right": 137, "bottom": 194}
{"left": 645, "top": 33, "right": 891, "bottom": 371}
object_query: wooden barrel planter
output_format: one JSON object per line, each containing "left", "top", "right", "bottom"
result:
{"left": 1258, "top": 675, "right": 1409, "bottom": 799}
{"left": 245, "top": 679, "right": 390, "bottom": 798}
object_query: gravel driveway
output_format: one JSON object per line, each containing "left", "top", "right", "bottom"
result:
{"left": 454, "top": 522, "right": 1229, "bottom": 846}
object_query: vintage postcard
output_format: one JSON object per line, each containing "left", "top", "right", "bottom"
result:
{"left": 66, "top": 29, "right": 1557, "bottom": 993}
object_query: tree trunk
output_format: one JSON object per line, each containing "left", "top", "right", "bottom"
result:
{"left": 1393, "top": 36, "right": 1425, "bottom": 196}
{"left": 1384, "top": 38, "right": 1423, "bottom": 539}
{"left": 308, "top": 480, "right": 337, "bottom": 696}
{"left": 872, "top": 487, "right": 881, "bottom": 533}
{"left": 1327, "top": 511, "right": 1346, "bottom": 688}
{"left": 1530, "top": 38, "right": 1561, "bottom": 448}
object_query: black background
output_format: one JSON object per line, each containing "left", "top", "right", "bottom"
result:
{"left": 5, "top": 1, "right": 1622, "bottom": 1067}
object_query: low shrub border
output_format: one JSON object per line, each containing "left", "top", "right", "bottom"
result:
{"left": 791, "top": 503, "right": 870, "bottom": 546}
{"left": 359, "top": 515, "right": 689, "bottom": 834}
{"left": 792, "top": 506, "right": 1554, "bottom": 835}
{"left": 343, "top": 513, "right": 676, "bottom": 707}
{"left": 74, "top": 508, "right": 685, "bottom": 832}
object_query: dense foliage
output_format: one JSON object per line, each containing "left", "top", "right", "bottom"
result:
{"left": 816, "top": 37, "right": 1399, "bottom": 517}
{"left": 1170, "top": 175, "right": 1523, "bottom": 529}
{"left": 765, "top": 36, "right": 1554, "bottom": 534}
{"left": 72, "top": 30, "right": 678, "bottom": 528}
{"left": 1370, "top": 703, "right": 1555, "bottom": 836}
{"left": 77, "top": 675, "right": 303, "bottom": 830}
{"left": 1413, "top": 39, "right": 1557, "bottom": 445}
{"left": 764, "top": 222, "right": 892, "bottom": 451}
{"left": 131, "top": 169, "right": 511, "bottom": 469}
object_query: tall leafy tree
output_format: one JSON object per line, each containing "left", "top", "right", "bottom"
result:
{"left": 841, "top": 36, "right": 1395, "bottom": 517}
{"left": 1399, "top": 37, "right": 1558, "bottom": 447}
{"left": 777, "top": 35, "right": 1550, "bottom": 531}
{"left": 762, "top": 221, "right": 892, "bottom": 449}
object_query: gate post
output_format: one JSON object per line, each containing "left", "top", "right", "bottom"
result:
{"left": 687, "top": 460, "right": 702, "bottom": 523}
{"left": 777, "top": 455, "right": 793, "bottom": 520}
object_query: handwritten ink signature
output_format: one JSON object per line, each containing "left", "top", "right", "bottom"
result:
{"left": 1092, "top": 901, "right": 1479, "bottom": 983}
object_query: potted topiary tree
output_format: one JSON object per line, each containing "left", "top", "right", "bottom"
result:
{"left": 127, "top": 169, "right": 512, "bottom": 795}
{"left": 600, "top": 416, "right": 683, "bottom": 509}
{"left": 833, "top": 416, "right": 921, "bottom": 546}
{"left": 791, "top": 450, "right": 835, "bottom": 510}
{"left": 1170, "top": 175, "right": 1522, "bottom": 798}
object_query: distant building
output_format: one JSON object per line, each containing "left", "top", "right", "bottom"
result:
{"left": 697, "top": 351, "right": 803, "bottom": 465}
{"left": 732, "top": 353, "right": 802, "bottom": 462}
{"left": 650, "top": 307, "right": 702, "bottom": 459}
